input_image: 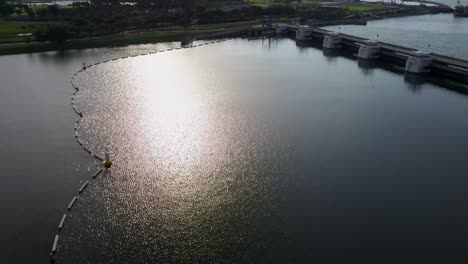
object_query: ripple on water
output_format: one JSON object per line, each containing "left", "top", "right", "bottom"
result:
{"left": 58, "top": 39, "right": 468, "bottom": 263}
{"left": 58, "top": 44, "right": 289, "bottom": 263}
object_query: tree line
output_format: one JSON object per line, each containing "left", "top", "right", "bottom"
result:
{"left": 0, "top": 0, "right": 347, "bottom": 44}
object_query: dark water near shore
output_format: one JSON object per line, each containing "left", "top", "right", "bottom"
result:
{"left": 0, "top": 43, "right": 179, "bottom": 263}
{"left": 56, "top": 38, "right": 468, "bottom": 263}
{"left": 324, "top": 13, "right": 468, "bottom": 60}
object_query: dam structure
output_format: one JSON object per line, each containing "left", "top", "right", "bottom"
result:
{"left": 182, "top": 24, "right": 468, "bottom": 86}
{"left": 290, "top": 26, "right": 468, "bottom": 83}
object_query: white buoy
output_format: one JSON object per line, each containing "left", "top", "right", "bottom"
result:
{"left": 51, "top": 235, "right": 59, "bottom": 253}
{"left": 58, "top": 214, "right": 67, "bottom": 231}
{"left": 78, "top": 181, "right": 89, "bottom": 194}
{"left": 67, "top": 196, "right": 77, "bottom": 211}
{"left": 405, "top": 51, "right": 432, "bottom": 73}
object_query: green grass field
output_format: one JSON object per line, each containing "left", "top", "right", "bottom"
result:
{"left": 245, "top": 0, "right": 321, "bottom": 5}
{"left": 343, "top": 4, "right": 383, "bottom": 12}
{"left": 0, "top": 21, "right": 52, "bottom": 43}
{"left": 171, "top": 20, "right": 262, "bottom": 30}
{"left": 11, "top": 4, "right": 73, "bottom": 17}
{"left": 0, "top": 19, "right": 259, "bottom": 44}
{"left": 0, "top": 17, "right": 290, "bottom": 55}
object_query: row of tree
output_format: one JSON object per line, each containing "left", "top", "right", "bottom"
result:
{"left": 0, "top": 1, "right": 64, "bottom": 18}
{"left": 1, "top": 0, "right": 349, "bottom": 44}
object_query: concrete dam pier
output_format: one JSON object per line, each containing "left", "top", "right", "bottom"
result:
{"left": 183, "top": 25, "right": 468, "bottom": 86}
{"left": 290, "top": 26, "right": 468, "bottom": 84}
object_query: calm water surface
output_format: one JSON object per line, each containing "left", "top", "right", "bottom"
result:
{"left": 56, "top": 39, "right": 468, "bottom": 263}
{"left": 0, "top": 42, "right": 179, "bottom": 263}
{"left": 325, "top": 14, "right": 468, "bottom": 59}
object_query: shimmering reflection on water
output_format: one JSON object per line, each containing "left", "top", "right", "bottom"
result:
{"left": 60, "top": 39, "right": 468, "bottom": 263}
{"left": 60, "top": 44, "right": 287, "bottom": 263}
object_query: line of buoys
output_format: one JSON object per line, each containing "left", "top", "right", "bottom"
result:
{"left": 71, "top": 67, "right": 97, "bottom": 167}
{"left": 58, "top": 214, "right": 67, "bottom": 231}
{"left": 78, "top": 181, "right": 89, "bottom": 194}
{"left": 53, "top": 40, "right": 229, "bottom": 260}
{"left": 72, "top": 105, "right": 80, "bottom": 115}
{"left": 67, "top": 196, "right": 77, "bottom": 211}
{"left": 50, "top": 168, "right": 105, "bottom": 260}
{"left": 62, "top": 38, "right": 217, "bottom": 241}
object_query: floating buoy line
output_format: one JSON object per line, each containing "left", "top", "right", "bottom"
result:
{"left": 48, "top": 38, "right": 233, "bottom": 263}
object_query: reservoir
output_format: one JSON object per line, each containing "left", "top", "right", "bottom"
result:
{"left": 1, "top": 9, "right": 468, "bottom": 262}
{"left": 55, "top": 38, "right": 468, "bottom": 263}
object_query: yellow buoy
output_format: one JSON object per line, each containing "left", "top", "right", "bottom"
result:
{"left": 103, "top": 152, "right": 112, "bottom": 168}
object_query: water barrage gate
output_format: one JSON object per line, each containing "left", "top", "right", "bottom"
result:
{"left": 183, "top": 25, "right": 468, "bottom": 86}
{"left": 290, "top": 25, "right": 468, "bottom": 83}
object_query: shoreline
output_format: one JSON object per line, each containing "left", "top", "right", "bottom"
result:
{"left": 0, "top": 6, "right": 453, "bottom": 56}
{"left": 0, "top": 29, "right": 222, "bottom": 56}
